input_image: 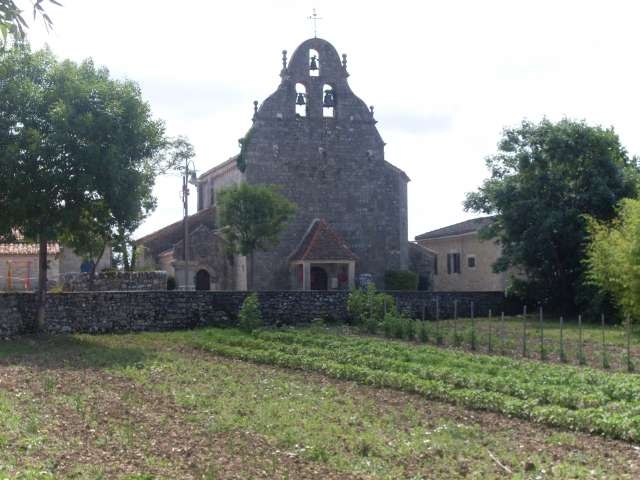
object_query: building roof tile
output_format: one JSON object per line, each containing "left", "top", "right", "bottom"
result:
{"left": 135, "top": 207, "right": 217, "bottom": 256}
{"left": 415, "top": 216, "right": 496, "bottom": 240}
{"left": 289, "top": 219, "right": 358, "bottom": 262}
{"left": 0, "top": 242, "right": 60, "bottom": 255}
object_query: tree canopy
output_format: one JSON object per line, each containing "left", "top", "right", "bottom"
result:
{"left": 0, "top": 45, "right": 166, "bottom": 323}
{"left": 464, "top": 118, "right": 639, "bottom": 312}
{"left": 218, "top": 183, "right": 296, "bottom": 288}
{"left": 585, "top": 198, "right": 640, "bottom": 321}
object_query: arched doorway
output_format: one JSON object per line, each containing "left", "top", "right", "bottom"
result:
{"left": 310, "top": 266, "right": 328, "bottom": 290}
{"left": 195, "top": 269, "right": 211, "bottom": 291}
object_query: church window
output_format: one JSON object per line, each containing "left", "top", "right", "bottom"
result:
{"left": 447, "top": 253, "right": 460, "bottom": 274}
{"left": 309, "top": 49, "right": 320, "bottom": 76}
{"left": 295, "top": 83, "right": 307, "bottom": 117}
{"left": 322, "top": 84, "right": 335, "bottom": 118}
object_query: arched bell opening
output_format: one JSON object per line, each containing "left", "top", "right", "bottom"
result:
{"left": 309, "top": 49, "right": 320, "bottom": 77}
{"left": 295, "top": 83, "right": 307, "bottom": 117}
{"left": 322, "top": 84, "right": 335, "bottom": 118}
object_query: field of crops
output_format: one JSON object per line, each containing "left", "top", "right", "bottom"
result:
{"left": 185, "top": 327, "right": 640, "bottom": 443}
{"left": 372, "top": 314, "right": 640, "bottom": 371}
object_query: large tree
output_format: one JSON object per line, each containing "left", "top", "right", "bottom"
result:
{"left": 0, "top": 45, "right": 165, "bottom": 326}
{"left": 464, "top": 118, "right": 638, "bottom": 312}
{"left": 217, "top": 183, "right": 296, "bottom": 290}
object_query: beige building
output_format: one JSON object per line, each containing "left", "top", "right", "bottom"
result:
{"left": 415, "top": 217, "right": 510, "bottom": 292}
{"left": 0, "top": 241, "right": 111, "bottom": 291}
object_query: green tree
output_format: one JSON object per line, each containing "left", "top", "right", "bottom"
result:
{"left": 585, "top": 198, "right": 640, "bottom": 321}
{"left": 217, "top": 183, "right": 296, "bottom": 289}
{"left": 464, "top": 118, "right": 638, "bottom": 312}
{"left": 0, "top": 45, "right": 165, "bottom": 325}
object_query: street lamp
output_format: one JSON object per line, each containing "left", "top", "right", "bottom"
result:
{"left": 182, "top": 160, "right": 198, "bottom": 291}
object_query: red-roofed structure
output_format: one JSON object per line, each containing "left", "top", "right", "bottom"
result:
{"left": 289, "top": 219, "right": 357, "bottom": 290}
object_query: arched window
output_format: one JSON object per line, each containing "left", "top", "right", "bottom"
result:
{"left": 322, "top": 84, "right": 334, "bottom": 118}
{"left": 309, "top": 49, "right": 320, "bottom": 77}
{"left": 295, "top": 83, "right": 307, "bottom": 117}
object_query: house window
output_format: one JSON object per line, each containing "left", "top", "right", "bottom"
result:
{"left": 433, "top": 254, "right": 438, "bottom": 275}
{"left": 467, "top": 255, "right": 476, "bottom": 269}
{"left": 447, "top": 253, "right": 460, "bottom": 274}
{"left": 209, "top": 187, "right": 215, "bottom": 207}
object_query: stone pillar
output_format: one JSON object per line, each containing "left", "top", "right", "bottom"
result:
{"left": 348, "top": 262, "right": 355, "bottom": 289}
{"left": 303, "top": 262, "right": 311, "bottom": 291}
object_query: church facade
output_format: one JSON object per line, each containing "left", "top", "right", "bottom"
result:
{"left": 139, "top": 37, "right": 418, "bottom": 291}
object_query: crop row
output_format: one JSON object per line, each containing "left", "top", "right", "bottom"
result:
{"left": 194, "top": 328, "right": 640, "bottom": 407}
{"left": 186, "top": 328, "right": 640, "bottom": 442}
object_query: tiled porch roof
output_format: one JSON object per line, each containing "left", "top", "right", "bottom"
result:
{"left": 289, "top": 218, "right": 357, "bottom": 262}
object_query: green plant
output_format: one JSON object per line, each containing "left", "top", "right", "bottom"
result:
{"left": 382, "top": 312, "right": 404, "bottom": 339}
{"left": 166, "top": 276, "right": 177, "bottom": 291}
{"left": 238, "top": 293, "right": 262, "bottom": 332}
{"left": 418, "top": 321, "right": 429, "bottom": 343}
{"left": 384, "top": 270, "right": 418, "bottom": 290}
{"left": 403, "top": 317, "right": 416, "bottom": 340}
{"left": 347, "top": 284, "right": 395, "bottom": 326}
{"left": 435, "top": 321, "right": 444, "bottom": 345}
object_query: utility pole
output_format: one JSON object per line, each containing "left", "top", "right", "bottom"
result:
{"left": 182, "top": 158, "right": 197, "bottom": 291}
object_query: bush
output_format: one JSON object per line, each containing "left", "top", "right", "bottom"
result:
{"left": 403, "top": 317, "right": 416, "bottom": 340}
{"left": 238, "top": 293, "right": 263, "bottom": 332}
{"left": 166, "top": 276, "right": 177, "bottom": 291}
{"left": 347, "top": 284, "right": 395, "bottom": 326}
{"left": 384, "top": 270, "right": 418, "bottom": 290}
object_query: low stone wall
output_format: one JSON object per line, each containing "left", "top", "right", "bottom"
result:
{"left": 61, "top": 271, "right": 168, "bottom": 292}
{"left": 0, "top": 290, "right": 512, "bottom": 337}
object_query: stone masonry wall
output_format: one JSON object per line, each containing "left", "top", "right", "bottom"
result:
{"left": 61, "top": 271, "right": 168, "bottom": 292}
{"left": 0, "top": 290, "right": 512, "bottom": 337}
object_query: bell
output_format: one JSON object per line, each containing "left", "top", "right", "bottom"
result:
{"left": 323, "top": 90, "right": 334, "bottom": 108}
{"left": 309, "top": 55, "right": 319, "bottom": 71}
{"left": 296, "top": 93, "right": 306, "bottom": 105}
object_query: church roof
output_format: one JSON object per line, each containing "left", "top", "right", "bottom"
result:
{"left": 415, "top": 216, "right": 496, "bottom": 240}
{"left": 135, "top": 207, "right": 216, "bottom": 256}
{"left": 198, "top": 154, "right": 240, "bottom": 181}
{"left": 289, "top": 219, "right": 357, "bottom": 262}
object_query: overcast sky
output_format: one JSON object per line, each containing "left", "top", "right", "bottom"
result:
{"left": 25, "top": 0, "right": 640, "bottom": 239}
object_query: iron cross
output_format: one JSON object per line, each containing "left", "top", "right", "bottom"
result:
{"left": 308, "top": 8, "right": 323, "bottom": 38}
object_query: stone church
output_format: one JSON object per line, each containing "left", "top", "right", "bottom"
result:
{"left": 138, "top": 37, "right": 431, "bottom": 291}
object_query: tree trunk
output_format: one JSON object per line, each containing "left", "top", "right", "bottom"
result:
{"left": 88, "top": 243, "right": 107, "bottom": 291}
{"left": 127, "top": 242, "right": 134, "bottom": 272}
{"left": 36, "top": 235, "right": 48, "bottom": 332}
